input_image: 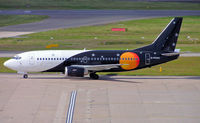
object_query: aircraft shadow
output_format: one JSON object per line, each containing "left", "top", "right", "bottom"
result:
{"left": 29, "top": 75, "right": 141, "bottom": 83}
{"left": 98, "top": 75, "right": 142, "bottom": 83}
{"left": 28, "top": 75, "right": 200, "bottom": 83}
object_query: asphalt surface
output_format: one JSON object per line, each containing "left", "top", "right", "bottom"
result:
{"left": 0, "top": 73, "right": 200, "bottom": 123}
{"left": 0, "top": 10, "right": 200, "bottom": 38}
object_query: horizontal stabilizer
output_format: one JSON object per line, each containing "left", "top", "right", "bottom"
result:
{"left": 161, "top": 52, "right": 180, "bottom": 56}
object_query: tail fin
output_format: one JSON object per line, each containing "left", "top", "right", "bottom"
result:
{"left": 135, "top": 17, "right": 183, "bottom": 52}
{"left": 152, "top": 17, "right": 183, "bottom": 52}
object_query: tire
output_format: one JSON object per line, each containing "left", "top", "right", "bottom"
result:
{"left": 23, "top": 74, "right": 28, "bottom": 79}
{"left": 89, "top": 73, "right": 99, "bottom": 80}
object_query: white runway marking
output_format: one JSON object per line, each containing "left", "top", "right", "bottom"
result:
{"left": 53, "top": 91, "right": 68, "bottom": 123}
{"left": 66, "top": 90, "right": 77, "bottom": 123}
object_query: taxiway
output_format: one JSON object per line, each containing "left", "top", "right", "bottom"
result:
{"left": 0, "top": 73, "right": 200, "bottom": 123}
{"left": 0, "top": 10, "right": 200, "bottom": 38}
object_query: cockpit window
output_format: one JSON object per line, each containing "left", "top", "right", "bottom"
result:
{"left": 12, "top": 55, "right": 21, "bottom": 60}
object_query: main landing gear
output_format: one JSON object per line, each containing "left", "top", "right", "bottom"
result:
{"left": 23, "top": 74, "right": 28, "bottom": 79}
{"left": 89, "top": 73, "right": 99, "bottom": 80}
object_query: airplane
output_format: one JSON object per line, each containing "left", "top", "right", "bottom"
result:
{"left": 4, "top": 17, "right": 182, "bottom": 79}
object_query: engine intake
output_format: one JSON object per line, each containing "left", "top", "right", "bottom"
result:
{"left": 65, "top": 66, "right": 85, "bottom": 77}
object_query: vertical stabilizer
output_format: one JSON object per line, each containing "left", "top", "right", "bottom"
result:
{"left": 152, "top": 17, "right": 182, "bottom": 52}
{"left": 135, "top": 17, "right": 183, "bottom": 52}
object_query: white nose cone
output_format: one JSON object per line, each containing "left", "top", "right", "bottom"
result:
{"left": 4, "top": 60, "right": 14, "bottom": 70}
{"left": 4, "top": 60, "right": 9, "bottom": 68}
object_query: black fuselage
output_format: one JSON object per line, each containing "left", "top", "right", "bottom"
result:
{"left": 46, "top": 50, "right": 179, "bottom": 73}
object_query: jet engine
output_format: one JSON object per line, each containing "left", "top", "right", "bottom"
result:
{"left": 65, "top": 66, "right": 88, "bottom": 77}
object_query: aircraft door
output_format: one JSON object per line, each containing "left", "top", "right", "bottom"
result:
{"left": 29, "top": 54, "right": 35, "bottom": 65}
{"left": 145, "top": 53, "right": 150, "bottom": 65}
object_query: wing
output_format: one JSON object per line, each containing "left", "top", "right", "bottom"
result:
{"left": 71, "top": 64, "right": 127, "bottom": 72}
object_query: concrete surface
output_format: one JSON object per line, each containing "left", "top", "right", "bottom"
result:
{"left": 0, "top": 10, "right": 200, "bottom": 38}
{"left": 0, "top": 73, "right": 200, "bottom": 123}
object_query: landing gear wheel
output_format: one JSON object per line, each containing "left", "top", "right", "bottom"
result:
{"left": 23, "top": 74, "right": 28, "bottom": 79}
{"left": 89, "top": 73, "right": 99, "bottom": 80}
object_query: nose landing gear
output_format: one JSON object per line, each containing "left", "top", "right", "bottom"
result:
{"left": 23, "top": 74, "right": 28, "bottom": 79}
{"left": 18, "top": 71, "right": 28, "bottom": 79}
{"left": 89, "top": 73, "right": 99, "bottom": 80}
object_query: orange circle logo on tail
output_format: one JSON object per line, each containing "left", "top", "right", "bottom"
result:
{"left": 119, "top": 52, "right": 140, "bottom": 70}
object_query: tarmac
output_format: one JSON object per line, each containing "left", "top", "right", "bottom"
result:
{"left": 0, "top": 73, "right": 200, "bottom": 123}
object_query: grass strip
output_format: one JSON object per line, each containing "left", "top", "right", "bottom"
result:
{"left": 0, "top": 16, "right": 199, "bottom": 52}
